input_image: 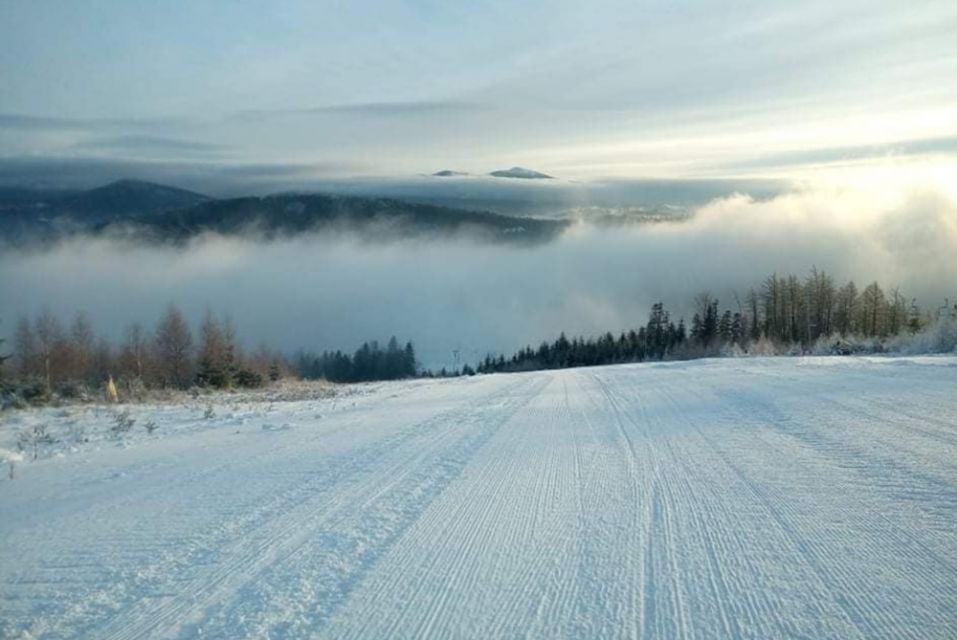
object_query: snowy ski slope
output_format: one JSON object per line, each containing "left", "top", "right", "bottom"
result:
{"left": 1, "top": 356, "right": 956, "bottom": 638}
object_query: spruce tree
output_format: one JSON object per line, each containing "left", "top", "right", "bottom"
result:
{"left": 0, "top": 320, "right": 10, "bottom": 381}
{"left": 403, "top": 342, "right": 416, "bottom": 377}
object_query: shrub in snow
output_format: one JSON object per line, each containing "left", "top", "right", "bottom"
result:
{"left": 808, "top": 334, "right": 885, "bottom": 356}
{"left": 17, "top": 424, "right": 54, "bottom": 460}
{"left": 111, "top": 410, "right": 136, "bottom": 437}
{"left": 887, "top": 316, "right": 957, "bottom": 355}
{"left": 748, "top": 336, "right": 777, "bottom": 356}
{"left": 809, "top": 337, "right": 847, "bottom": 356}
{"left": 124, "top": 377, "right": 148, "bottom": 402}
{"left": 719, "top": 343, "right": 747, "bottom": 358}
{"left": 785, "top": 343, "right": 804, "bottom": 356}
{"left": 0, "top": 448, "right": 23, "bottom": 479}
{"left": 144, "top": 419, "right": 158, "bottom": 435}
{"left": 235, "top": 368, "right": 264, "bottom": 388}
{"left": 3, "top": 379, "right": 47, "bottom": 408}
{"left": 67, "top": 421, "right": 87, "bottom": 444}
{"left": 203, "top": 405, "right": 216, "bottom": 420}
{"left": 56, "top": 381, "right": 90, "bottom": 402}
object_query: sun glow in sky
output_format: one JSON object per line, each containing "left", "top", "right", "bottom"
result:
{"left": 1, "top": 0, "right": 955, "bottom": 188}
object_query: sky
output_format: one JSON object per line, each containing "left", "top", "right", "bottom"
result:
{"left": 2, "top": 2, "right": 957, "bottom": 363}
{"left": 1, "top": 0, "right": 956, "bottom": 186}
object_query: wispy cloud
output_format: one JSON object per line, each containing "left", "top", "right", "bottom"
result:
{"left": 71, "top": 135, "right": 227, "bottom": 157}
{"left": 1, "top": 1, "right": 955, "bottom": 180}
{"left": 0, "top": 156, "right": 367, "bottom": 194}
{"left": 234, "top": 100, "right": 485, "bottom": 122}
{"left": 725, "top": 136, "right": 957, "bottom": 172}
{"left": 0, "top": 113, "right": 183, "bottom": 132}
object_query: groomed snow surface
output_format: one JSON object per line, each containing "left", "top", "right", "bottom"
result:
{"left": 1, "top": 357, "right": 956, "bottom": 639}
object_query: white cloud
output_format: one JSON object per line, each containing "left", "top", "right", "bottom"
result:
{"left": 2, "top": 183, "right": 954, "bottom": 368}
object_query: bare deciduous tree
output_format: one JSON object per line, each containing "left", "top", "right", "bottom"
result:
{"left": 153, "top": 304, "right": 194, "bottom": 389}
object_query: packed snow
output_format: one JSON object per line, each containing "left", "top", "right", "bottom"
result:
{"left": 1, "top": 357, "right": 956, "bottom": 639}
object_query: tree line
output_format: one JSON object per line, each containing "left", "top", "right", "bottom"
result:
{"left": 296, "top": 337, "right": 417, "bottom": 383}
{"left": 1, "top": 267, "right": 953, "bottom": 396}
{"left": 476, "top": 302, "right": 686, "bottom": 374}
{"left": 1, "top": 304, "right": 423, "bottom": 402}
{"left": 475, "top": 269, "right": 953, "bottom": 375}
{"left": 4, "top": 305, "right": 287, "bottom": 398}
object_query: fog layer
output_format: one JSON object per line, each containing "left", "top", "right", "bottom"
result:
{"left": 2, "top": 185, "right": 955, "bottom": 369}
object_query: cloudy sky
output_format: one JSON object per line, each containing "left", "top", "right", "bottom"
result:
{"left": 1, "top": 0, "right": 956, "bottom": 184}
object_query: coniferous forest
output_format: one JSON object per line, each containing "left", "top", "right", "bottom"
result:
{"left": 475, "top": 269, "right": 954, "bottom": 375}
{"left": 1, "top": 268, "right": 955, "bottom": 404}
{"left": 296, "top": 337, "right": 418, "bottom": 383}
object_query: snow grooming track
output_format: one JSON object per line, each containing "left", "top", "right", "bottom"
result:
{"left": 95, "top": 374, "right": 549, "bottom": 639}
{"left": 1, "top": 357, "right": 956, "bottom": 639}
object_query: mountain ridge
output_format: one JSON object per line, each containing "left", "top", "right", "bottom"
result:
{"left": 0, "top": 180, "right": 567, "bottom": 246}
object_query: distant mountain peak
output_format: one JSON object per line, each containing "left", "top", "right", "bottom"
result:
{"left": 431, "top": 170, "right": 469, "bottom": 177}
{"left": 89, "top": 179, "right": 209, "bottom": 199}
{"left": 488, "top": 166, "right": 553, "bottom": 180}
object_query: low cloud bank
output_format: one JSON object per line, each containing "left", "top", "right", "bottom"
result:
{"left": 2, "top": 185, "right": 955, "bottom": 369}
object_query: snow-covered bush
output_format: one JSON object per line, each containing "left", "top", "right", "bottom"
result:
{"left": 67, "top": 420, "right": 87, "bottom": 444}
{"left": 0, "top": 448, "right": 23, "bottom": 480}
{"left": 748, "top": 336, "right": 777, "bottom": 356}
{"left": 719, "top": 343, "right": 747, "bottom": 358}
{"left": 111, "top": 410, "right": 136, "bottom": 437}
{"left": 17, "top": 424, "right": 54, "bottom": 460}
{"left": 887, "top": 316, "right": 957, "bottom": 355}
{"left": 809, "top": 334, "right": 883, "bottom": 356}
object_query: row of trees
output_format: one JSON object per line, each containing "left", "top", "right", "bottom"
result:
{"left": 477, "top": 302, "right": 687, "bottom": 374}
{"left": 476, "top": 269, "right": 953, "bottom": 375}
{"left": 7, "top": 305, "right": 285, "bottom": 396}
{"left": 688, "top": 271, "right": 938, "bottom": 352}
{"left": 2, "top": 307, "right": 422, "bottom": 400}
{"left": 742, "top": 269, "right": 917, "bottom": 345}
{"left": 2, "top": 268, "right": 952, "bottom": 393}
{"left": 296, "top": 337, "right": 417, "bottom": 383}
{"left": 0, "top": 328, "right": 10, "bottom": 381}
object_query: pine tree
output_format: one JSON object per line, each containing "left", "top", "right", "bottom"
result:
{"left": 730, "top": 313, "right": 744, "bottom": 346}
{"left": 719, "top": 309, "right": 733, "bottom": 344}
{"left": 402, "top": 342, "right": 418, "bottom": 378}
{"left": 908, "top": 299, "right": 922, "bottom": 334}
{"left": 385, "top": 336, "right": 403, "bottom": 379}
{"left": 0, "top": 319, "right": 10, "bottom": 381}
